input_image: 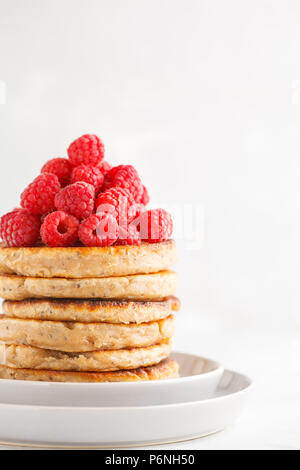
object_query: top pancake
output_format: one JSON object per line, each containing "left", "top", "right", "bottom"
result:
{"left": 0, "top": 240, "right": 177, "bottom": 278}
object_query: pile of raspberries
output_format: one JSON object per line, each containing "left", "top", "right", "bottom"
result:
{"left": 0, "top": 134, "right": 173, "bottom": 248}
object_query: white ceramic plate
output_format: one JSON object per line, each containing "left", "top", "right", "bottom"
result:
{"left": 0, "top": 352, "right": 223, "bottom": 407}
{"left": 0, "top": 354, "right": 252, "bottom": 448}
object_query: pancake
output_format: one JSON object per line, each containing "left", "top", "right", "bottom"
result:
{"left": 0, "top": 271, "right": 177, "bottom": 300}
{"left": 0, "top": 240, "right": 177, "bottom": 278}
{"left": 0, "top": 271, "right": 177, "bottom": 301}
{"left": 2, "top": 296, "right": 180, "bottom": 323}
{"left": 0, "top": 342, "right": 172, "bottom": 372}
{"left": 0, "top": 358, "right": 179, "bottom": 383}
{"left": 0, "top": 315, "right": 175, "bottom": 352}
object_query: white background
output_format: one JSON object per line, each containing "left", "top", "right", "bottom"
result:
{"left": 0, "top": 0, "right": 300, "bottom": 450}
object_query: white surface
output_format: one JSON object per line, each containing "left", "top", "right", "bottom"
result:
{"left": 0, "top": 353, "right": 223, "bottom": 407}
{"left": 0, "top": 0, "right": 299, "bottom": 449}
{"left": 0, "top": 365, "right": 251, "bottom": 448}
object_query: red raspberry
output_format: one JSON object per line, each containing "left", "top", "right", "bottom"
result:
{"left": 103, "top": 165, "right": 143, "bottom": 201}
{"left": 0, "top": 209, "right": 40, "bottom": 247}
{"left": 71, "top": 165, "right": 104, "bottom": 194}
{"left": 102, "top": 165, "right": 122, "bottom": 191}
{"left": 41, "top": 158, "right": 72, "bottom": 187}
{"left": 116, "top": 224, "right": 141, "bottom": 246}
{"left": 128, "top": 203, "right": 145, "bottom": 223}
{"left": 98, "top": 160, "right": 112, "bottom": 176}
{"left": 55, "top": 182, "right": 95, "bottom": 220}
{"left": 40, "top": 211, "right": 79, "bottom": 247}
{"left": 79, "top": 213, "right": 119, "bottom": 247}
{"left": 68, "top": 134, "right": 105, "bottom": 167}
{"left": 21, "top": 173, "right": 61, "bottom": 216}
{"left": 95, "top": 187, "right": 134, "bottom": 225}
{"left": 139, "top": 185, "right": 150, "bottom": 205}
{"left": 138, "top": 209, "right": 173, "bottom": 243}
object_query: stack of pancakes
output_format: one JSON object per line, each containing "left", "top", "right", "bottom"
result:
{"left": 0, "top": 240, "right": 179, "bottom": 382}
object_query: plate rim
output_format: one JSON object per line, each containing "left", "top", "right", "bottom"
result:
{"left": 0, "top": 368, "right": 253, "bottom": 412}
{"left": 0, "top": 429, "right": 224, "bottom": 449}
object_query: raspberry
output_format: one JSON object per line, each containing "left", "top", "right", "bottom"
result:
{"left": 138, "top": 209, "right": 173, "bottom": 243}
{"left": 128, "top": 203, "right": 145, "bottom": 223}
{"left": 95, "top": 187, "right": 134, "bottom": 225}
{"left": 40, "top": 211, "right": 79, "bottom": 247}
{"left": 116, "top": 224, "right": 141, "bottom": 246}
{"left": 71, "top": 165, "right": 104, "bottom": 194}
{"left": 0, "top": 209, "right": 40, "bottom": 247}
{"left": 55, "top": 182, "right": 95, "bottom": 220}
{"left": 98, "top": 161, "right": 112, "bottom": 176}
{"left": 139, "top": 185, "right": 150, "bottom": 205}
{"left": 21, "top": 173, "right": 61, "bottom": 216}
{"left": 103, "top": 165, "right": 143, "bottom": 201}
{"left": 68, "top": 134, "right": 105, "bottom": 167}
{"left": 79, "top": 213, "right": 119, "bottom": 247}
{"left": 102, "top": 165, "right": 122, "bottom": 191}
{"left": 41, "top": 158, "right": 72, "bottom": 187}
